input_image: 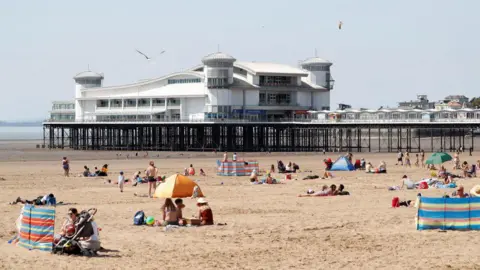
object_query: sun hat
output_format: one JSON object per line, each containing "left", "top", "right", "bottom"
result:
{"left": 470, "top": 185, "right": 480, "bottom": 197}
{"left": 197, "top": 198, "right": 208, "bottom": 204}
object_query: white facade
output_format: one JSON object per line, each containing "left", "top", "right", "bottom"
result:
{"left": 52, "top": 52, "right": 334, "bottom": 122}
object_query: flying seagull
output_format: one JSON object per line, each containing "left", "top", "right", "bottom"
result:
{"left": 135, "top": 49, "right": 152, "bottom": 60}
{"left": 338, "top": 21, "right": 343, "bottom": 30}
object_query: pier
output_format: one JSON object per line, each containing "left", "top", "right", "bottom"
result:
{"left": 43, "top": 121, "right": 480, "bottom": 153}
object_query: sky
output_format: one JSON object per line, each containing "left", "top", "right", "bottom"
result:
{"left": 1, "top": 0, "right": 480, "bottom": 121}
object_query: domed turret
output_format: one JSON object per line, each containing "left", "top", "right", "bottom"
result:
{"left": 300, "top": 57, "right": 334, "bottom": 89}
{"left": 202, "top": 52, "right": 235, "bottom": 88}
{"left": 73, "top": 70, "right": 104, "bottom": 122}
{"left": 74, "top": 71, "right": 104, "bottom": 88}
{"left": 300, "top": 57, "right": 332, "bottom": 67}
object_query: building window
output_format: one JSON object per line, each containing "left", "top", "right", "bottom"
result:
{"left": 168, "top": 78, "right": 201, "bottom": 84}
{"left": 207, "top": 78, "right": 228, "bottom": 88}
{"left": 152, "top": 98, "right": 165, "bottom": 106}
{"left": 168, "top": 98, "right": 180, "bottom": 105}
{"left": 259, "top": 92, "right": 292, "bottom": 105}
{"left": 259, "top": 93, "right": 266, "bottom": 103}
{"left": 259, "top": 76, "right": 292, "bottom": 86}
{"left": 138, "top": 99, "right": 150, "bottom": 107}
{"left": 124, "top": 99, "right": 136, "bottom": 107}
{"left": 304, "top": 66, "right": 329, "bottom": 72}
{"left": 96, "top": 100, "right": 108, "bottom": 108}
{"left": 111, "top": 99, "right": 122, "bottom": 108}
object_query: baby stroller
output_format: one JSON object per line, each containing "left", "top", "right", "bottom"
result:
{"left": 53, "top": 208, "right": 100, "bottom": 256}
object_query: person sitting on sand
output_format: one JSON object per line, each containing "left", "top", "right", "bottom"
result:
{"left": 270, "top": 164, "right": 275, "bottom": 173}
{"left": 338, "top": 184, "right": 350, "bottom": 195}
{"left": 365, "top": 162, "right": 373, "bottom": 173}
{"left": 452, "top": 186, "right": 470, "bottom": 198}
{"left": 444, "top": 175, "right": 453, "bottom": 185}
{"left": 94, "top": 167, "right": 100, "bottom": 175}
{"left": 377, "top": 161, "right": 387, "bottom": 173}
{"left": 83, "top": 166, "right": 90, "bottom": 177}
{"left": 263, "top": 173, "right": 277, "bottom": 184}
{"left": 249, "top": 169, "right": 259, "bottom": 183}
{"left": 183, "top": 168, "right": 189, "bottom": 176}
{"left": 97, "top": 164, "right": 108, "bottom": 177}
{"left": 196, "top": 198, "right": 214, "bottom": 225}
{"left": 401, "top": 175, "right": 416, "bottom": 190}
{"left": 161, "top": 198, "right": 179, "bottom": 226}
{"left": 59, "top": 208, "right": 78, "bottom": 236}
{"left": 277, "top": 160, "right": 286, "bottom": 173}
{"left": 292, "top": 163, "right": 300, "bottom": 173}
{"left": 286, "top": 162, "right": 292, "bottom": 172}
{"left": 175, "top": 198, "right": 185, "bottom": 225}
{"left": 199, "top": 168, "right": 206, "bottom": 176}
{"left": 359, "top": 158, "right": 366, "bottom": 170}
{"left": 188, "top": 164, "right": 195, "bottom": 176}
{"left": 11, "top": 193, "right": 57, "bottom": 206}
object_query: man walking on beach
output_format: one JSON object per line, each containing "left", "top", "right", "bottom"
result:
{"left": 146, "top": 161, "right": 158, "bottom": 198}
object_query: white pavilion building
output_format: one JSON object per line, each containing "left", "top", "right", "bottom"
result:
{"left": 48, "top": 52, "right": 334, "bottom": 122}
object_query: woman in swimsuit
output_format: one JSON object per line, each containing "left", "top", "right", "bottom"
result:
{"left": 161, "top": 198, "right": 179, "bottom": 226}
{"left": 62, "top": 157, "right": 70, "bottom": 177}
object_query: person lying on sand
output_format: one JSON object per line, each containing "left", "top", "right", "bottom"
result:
{"left": 338, "top": 184, "right": 350, "bottom": 196}
{"left": 11, "top": 193, "right": 57, "bottom": 206}
{"left": 298, "top": 185, "right": 330, "bottom": 197}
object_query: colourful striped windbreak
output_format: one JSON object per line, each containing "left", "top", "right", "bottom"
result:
{"left": 217, "top": 161, "right": 259, "bottom": 176}
{"left": 417, "top": 197, "right": 480, "bottom": 230}
{"left": 18, "top": 205, "right": 56, "bottom": 251}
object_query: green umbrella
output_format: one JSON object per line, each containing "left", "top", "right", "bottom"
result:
{"left": 425, "top": 152, "right": 453, "bottom": 165}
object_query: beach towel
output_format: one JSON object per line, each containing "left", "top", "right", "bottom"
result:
{"left": 17, "top": 205, "right": 55, "bottom": 251}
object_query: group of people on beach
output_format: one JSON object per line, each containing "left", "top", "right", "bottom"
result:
{"left": 159, "top": 197, "right": 214, "bottom": 226}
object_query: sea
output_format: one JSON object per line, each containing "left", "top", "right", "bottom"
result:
{"left": 0, "top": 126, "right": 43, "bottom": 141}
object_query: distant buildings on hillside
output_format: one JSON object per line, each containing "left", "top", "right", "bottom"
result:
{"left": 398, "top": 94, "right": 471, "bottom": 110}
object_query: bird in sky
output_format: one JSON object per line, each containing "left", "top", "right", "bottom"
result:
{"left": 135, "top": 49, "right": 152, "bottom": 60}
{"left": 338, "top": 21, "right": 343, "bottom": 30}
{"left": 135, "top": 49, "right": 166, "bottom": 61}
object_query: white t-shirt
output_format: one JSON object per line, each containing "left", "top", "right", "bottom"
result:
{"left": 118, "top": 175, "right": 125, "bottom": 185}
{"left": 40, "top": 195, "right": 49, "bottom": 204}
{"left": 403, "top": 178, "right": 415, "bottom": 189}
{"left": 233, "top": 154, "right": 237, "bottom": 161}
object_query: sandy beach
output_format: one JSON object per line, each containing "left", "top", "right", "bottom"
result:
{"left": 1, "top": 141, "right": 480, "bottom": 269}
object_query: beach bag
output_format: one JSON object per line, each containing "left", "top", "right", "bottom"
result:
{"left": 285, "top": 174, "right": 292, "bottom": 180}
{"left": 419, "top": 182, "right": 429, "bottom": 189}
{"left": 134, "top": 211, "right": 145, "bottom": 225}
{"left": 391, "top": 197, "right": 400, "bottom": 208}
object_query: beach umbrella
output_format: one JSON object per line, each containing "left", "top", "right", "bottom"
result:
{"left": 153, "top": 174, "right": 204, "bottom": 198}
{"left": 425, "top": 152, "right": 453, "bottom": 165}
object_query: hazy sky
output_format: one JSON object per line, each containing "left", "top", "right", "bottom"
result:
{"left": 1, "top": 0, "right": 479, "bottom": 121}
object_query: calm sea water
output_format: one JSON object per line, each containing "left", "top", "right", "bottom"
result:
{"left": 0, "top": 126, "right": 43, "bottom": 140}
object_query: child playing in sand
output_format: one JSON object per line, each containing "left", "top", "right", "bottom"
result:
{"left": 118, "top": 171, "right": 125, "bottom": 192}
{"left": 415, "top": 154, "right": 419, "bottom": 167}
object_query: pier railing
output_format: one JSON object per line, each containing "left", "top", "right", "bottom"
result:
{"left": 43, "top": 118, "right": 480, "bottom": 124}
